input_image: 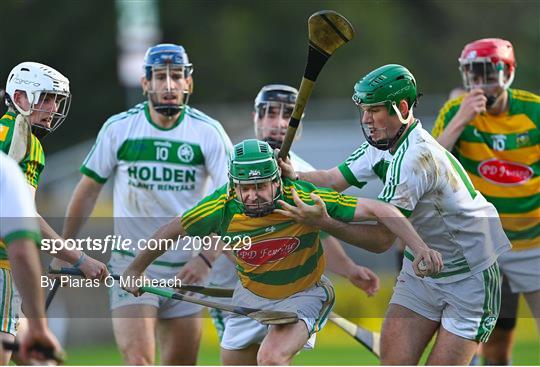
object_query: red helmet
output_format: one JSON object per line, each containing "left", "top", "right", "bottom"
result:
{"left": 459, "top": 38, "right": 516, "bottom": 91}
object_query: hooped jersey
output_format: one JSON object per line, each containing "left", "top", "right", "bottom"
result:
{"left": 207, "top": 151, "right": 318, "bottom": 289}
{"left": 0, "top": 112, "right": 45, "bottom": 188}
{"left": 181, "top": 177, "right": 357, "bottom": 299}
{"left": 82, "top": 102, "right": 232, "bottom": 266}
{"left": 433, "top": 89, "right": 539, "bottom": 252}
{"left": 0, "top": 152, "right": 41, "bottom": 269}
{"left": 0, "top": 112, "right": 44, "bottom": 270}
{"left": 339, "top": 121, "right": 511, "bottom": 283}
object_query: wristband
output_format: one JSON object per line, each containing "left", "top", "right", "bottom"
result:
{"left": 72, "top": 252, "right": 87, "bottom": 269}
{"left": 198, "top": 253, "right": 212, "bottom": 269}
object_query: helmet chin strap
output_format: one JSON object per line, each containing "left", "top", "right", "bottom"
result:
{"left": 391, "top": 101, "right": 414, "bottom": 125}
{"left": 486, "top": 69, "right": 514, "bottom": 108}
{"left": 150, "top": 90, "right": 190, "bottom": 117}
{"left": 31, "top": 125, "right": 50, "bottom": 140}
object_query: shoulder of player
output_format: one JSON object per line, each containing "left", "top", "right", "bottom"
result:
{"left": 507, "top": 89, "right": 540, "bottom": 129}
{"left": 185, "top": 106, "right": 224, "bottom": 129}
{"left": 509, "top": 88, "right": 540, "bottom": 104}
{"left": 344, "top": 141, "right": 376, "bottom": 165}
{"left": 0, "top": 152, "right": 20, "bottom": 177}
{"left": 100, "top": 102, "right": 146, "bottom": 132}
{"left": 438, "top": 95, "right": 464, "bottom": 117}
{"left": 180, "top": 184, "right": 231, "bottom": 225}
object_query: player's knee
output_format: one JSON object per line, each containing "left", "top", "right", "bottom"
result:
{"left": 483, "top": 345, "right": 512, "bottom": 365}
{"left": 124, "top": 353, "right": 153, "bottom": 365}
{"left": 257, "top": 347, "right": 289, "bottom": 365}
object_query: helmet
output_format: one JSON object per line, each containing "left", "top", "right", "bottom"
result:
{"left": 143, "top": 43, "right": 193, "bottom": 117}
{"left": 352, "top": 64, "right": 418, "bottom": 150}
{"left": 5, "top": 62, "right": 71, "bottom": 139}
{"left": 229, "top": 139, "right": 281, "bottom": 217}
{"left": 253, "top": 84, "right": 301, "bottom": 149}
{"left": 458, "top": 38, "right": 515, "bottom": 105}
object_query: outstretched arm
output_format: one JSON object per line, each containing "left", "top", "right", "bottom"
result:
{"left": 323, "top": 235, "right": 380, "bottom": 296}
{"left": 276, "top": 189, "right": 443, "bottom": 277}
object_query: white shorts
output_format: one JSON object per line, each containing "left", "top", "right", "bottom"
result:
{"left": 0, "top": 269, "right": 21, "bottom": 336}
{"left": 497, "top": 247, "right": 540, "bottom": 293}
{"left": 221, "top": 276, "right": 334, "bottom": 351}
{"left": 108, "top": 253, "right": 202, "bottom": 318}
{"left": 390, "top": 262, "right": 501, "bottom": 342}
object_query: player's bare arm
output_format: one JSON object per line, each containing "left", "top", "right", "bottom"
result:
{"left": 435, "top": 88, "right": 487, "bottom": 150}
{"left": 8, "top": 238, "right": 63, "bottom": 363}
{"left": 276, "top": 188, "right": 443, "bottom": 276}
{"left": 63, "top": 175, "right": 104, "bottom": 239}
{"left": 322, "top": 236, "right": 380, "bottom": 296}
{"left": 278, "top": 156, "right": 350, "bottom": 192}
{"left": 122, "top": 218, "right": 222, "bottom": 295}
{"left": 27, "top": 183, "right": 109, "bottom": 281}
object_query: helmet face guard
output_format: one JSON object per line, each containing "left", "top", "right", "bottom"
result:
{"left": 352, "top": 64, "right": 418, "bottom": 150}
{"left": 5, "top": 62, "right": 71, "bottom": 139}
{"left": 229, "top": 139, "right": 282, "bottom": 217}
{"left": 459, "top": 38, "right": 515, "bottom": 107}
{"left": 28, "top": 90, "right": 71, "bottom": 139}
{"left": 254, "top": 84, "right": 302, "bottom": 144}
{"left": 144, "top": 44, "right": 193, "bottom": 117}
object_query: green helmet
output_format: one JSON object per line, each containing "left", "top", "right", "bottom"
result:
{"left": 352, "top": 64, "right": 418, "bottom": 116}
{"left": 229, "top": 139, "right": 281, "bottom": 217}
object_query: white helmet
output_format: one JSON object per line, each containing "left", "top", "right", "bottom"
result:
{"left": 5, "top": 62, "right": 71, "bottom": 138}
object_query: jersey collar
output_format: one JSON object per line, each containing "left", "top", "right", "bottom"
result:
{"left": 143, "top": 101, "right": 187, "bottom": 131}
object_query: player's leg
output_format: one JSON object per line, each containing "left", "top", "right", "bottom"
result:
{"left": 380, "top": 304, "right": 440, "bottom": 364}
{"left": 426, "top": 327, "right": 480, "bottom": 365}
{"left": 112, "top": 305, "right": 158, "bottom": 365}
{"left": 523, "top": 290, "right": 540, "bottom": 330}
{"left": 431, "top": 262, "right": 502, "bottom": 365}
{"left": 0, "top": 269, "right": 20, "bottom": 365}
{"left": 381, "top": 271, "right": 442, "bottom": 364}
{"left": 480, "top": 276, "right": 518, "bottom": 365}
{"left": 157, "top": 312, "right": 203, "bottom": 365}
{"left": 220, "top": 315, "right": 266, "bottom": 365}
{"left": 257, "top": 321, "right": 310, "bottom": 365}
{"left": 221, "top": 343, "right": 260, "bottom": 365}
{"left": 0, "top": 332, "right": 14, "bottom": 365}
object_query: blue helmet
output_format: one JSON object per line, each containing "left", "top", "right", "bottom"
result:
{"left": 143, "top": 43, "right": 193, "bottom": 80}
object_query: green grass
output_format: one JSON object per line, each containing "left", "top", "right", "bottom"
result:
{"left": 63, "top": 278, "right": 540, "bottom": 365}
{"left": 64, "top": 317, "right": 539, "bottom": 365}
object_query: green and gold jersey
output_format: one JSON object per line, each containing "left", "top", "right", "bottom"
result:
{"left": 181, "top": 177, "right": 357, "bottom": 299}
{"left": 433, "top": 89, "right": 539, "bottom": 251}
{"left": 0, "top": 152, "right": 41, "bottom": 270}
{"left": 0, "top": 112, "right": 45, "bottom": 189}
{"left": 0, "top": 112, "right": 44, "bottom": 269}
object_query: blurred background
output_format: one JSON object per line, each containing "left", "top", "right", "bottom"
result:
{"left": 1, "top": 0, "right": 539, "bottom": 364}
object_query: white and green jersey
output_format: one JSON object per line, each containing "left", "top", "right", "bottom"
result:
{"left": 339, "top": 121, "right": 511, "bottom": 283}
{"left": 0, "top": 152, "right": 41, "bottom": 269}
{"left": 208, "top": 151, "right": 317, "bottom": 289}
{"left": 81, "top": 102, "right": 232, "bottom": 266}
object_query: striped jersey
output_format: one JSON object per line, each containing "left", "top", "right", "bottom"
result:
{"left": 0, "top": 112, "right": 45, "bottom": 188}
{"left": 339, "top": 120, "right": 510, "bottom": 283}
{"left": 0, "top": 112, "right": 44, "bottom": 269}
{"left": 432, "top": 89, "right": 539, "bottom": 251}
{"left": 181, "top": 177, "right": 357, "bottom": 299}
{"left": 82, "top": 102, "right": 232, "bottom": 267}
{"left": 0, "top": 152, "right": 41, "bottom": 269}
